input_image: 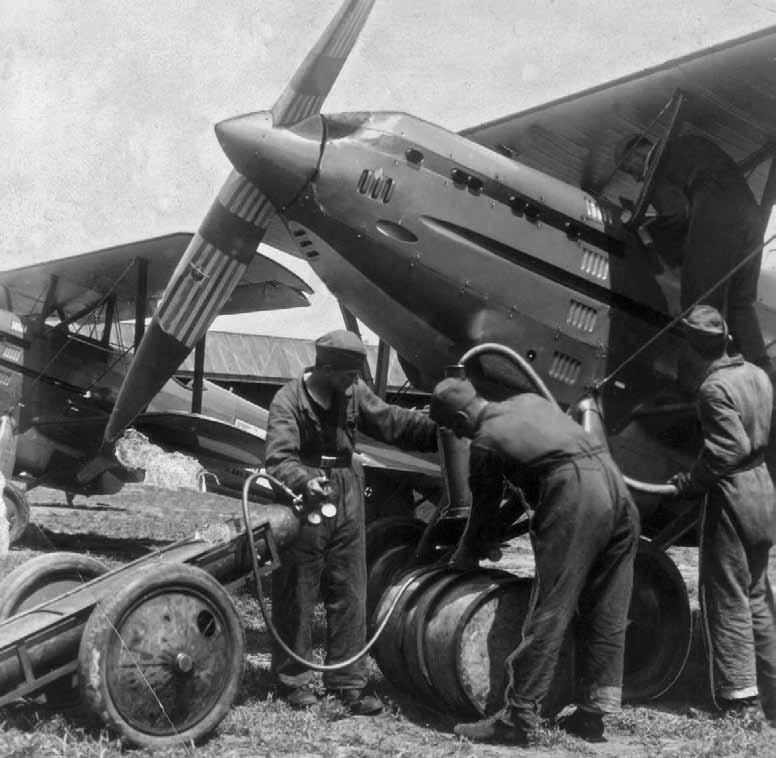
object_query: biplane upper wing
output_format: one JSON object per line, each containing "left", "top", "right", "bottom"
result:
{"left": 0, "top": 232, "right": 312, "bottom": 321}
{"left": 460, "top": 25, "right": 776, "bottom": 205}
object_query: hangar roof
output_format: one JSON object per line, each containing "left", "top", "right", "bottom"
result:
{"left": 175, "top": 331, "right": 411, "bottom": 389}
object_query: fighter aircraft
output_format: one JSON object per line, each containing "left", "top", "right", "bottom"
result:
{"left": 95, "top": 1, "right": 776, "bottom": 545}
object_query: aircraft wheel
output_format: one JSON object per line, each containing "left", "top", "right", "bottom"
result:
{"left": 78, "top": 562, "right": 244, "bottom": 748}
{"left": 0, "top": 551, "right": 109, "bottom": 706}
{"left": 623, "top": 537, "right": 692, "bottom": 701}
{"left": 365, "top": 516, "right": 424, "bottom": 569}
{"left": 4, "top": 482, "right": 30, "bottom": 544}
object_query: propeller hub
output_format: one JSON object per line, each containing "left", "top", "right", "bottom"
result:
{"left": 215, "top": 112, "right": 323, "bottom": 209}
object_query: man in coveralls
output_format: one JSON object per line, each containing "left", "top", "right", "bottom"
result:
{"left": 429, "top": 378, "right": 640, "bottom": 745}
{"left": 616, "top": 134, "right": 769, "bottom": 370}
{"left": 265, "top": 330, "right": 438, "bottom": 713}
{"left": 669, "top": 305, "right": 776, "bottom": 726}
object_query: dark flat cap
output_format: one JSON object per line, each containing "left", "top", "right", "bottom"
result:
{"left": 681, "top": 305, "right": 727, "bottom": 339}
{"left": 430, "top": 378, "right": 478, "bottom": 426}
{"left": 315, "top": 329, "right": 366, "bottom": 370}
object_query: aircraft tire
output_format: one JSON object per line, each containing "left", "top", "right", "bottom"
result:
{"left": 4, "top": 482, "right": 30, "bottom": 544}
{"left": 623, "top": 537, "right": 692, "bottom": 701}
{"left": 78, "top": 562, "right": 244, "bottom": 749}
{"left": 365, "top": 515, "right": 425, "bottom": 570}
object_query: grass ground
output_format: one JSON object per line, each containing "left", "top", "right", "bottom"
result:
{"left": 1, "top": 487, "right": 775, "bottom": 758}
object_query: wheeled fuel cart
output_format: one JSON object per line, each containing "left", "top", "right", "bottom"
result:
{"left": 0, "top": 502, "right": 299, "bottom": 749}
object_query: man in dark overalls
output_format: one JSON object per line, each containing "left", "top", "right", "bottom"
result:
{"left": 265, "top": 329, "right": 437, "bottom": 713}
{"left": 616, "top": 134, "right": 769, "bottom": 370}
{"left": 669, "top": 305, "right": 776, "bottom": 725}
{"left": 429, "top": 378, "right": 640, "bottom": 745}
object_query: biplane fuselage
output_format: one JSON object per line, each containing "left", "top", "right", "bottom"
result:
{"left": 0, "top": 309, "right": 269, "bottom": 494}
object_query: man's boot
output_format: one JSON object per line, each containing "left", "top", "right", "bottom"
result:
{"left": 453, "top": 714, "right": 531, "bottom": 745}
{"left": 556, "top": 707, "right": 606, "bottom": 742}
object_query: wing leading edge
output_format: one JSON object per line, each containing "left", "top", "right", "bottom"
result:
{"left": 0, "top": 233, "right": 313, "bottom": 321}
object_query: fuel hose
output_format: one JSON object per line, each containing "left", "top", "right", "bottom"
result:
{"left": 240, "top": 471, "right": 418, "bottom": 672}
{"left": 459, "top": 342, "right": 676, "bottom": 495}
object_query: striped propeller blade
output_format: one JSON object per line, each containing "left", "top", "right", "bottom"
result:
{"left": 100, "top": 170, "right": 275, "bottom": 445}
{"left": 271, "top": 0, "right": 376, "bottom": 127}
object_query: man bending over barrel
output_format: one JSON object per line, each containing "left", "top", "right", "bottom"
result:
{"left": 429, "top": 378, "right": 640, "bottom": 745}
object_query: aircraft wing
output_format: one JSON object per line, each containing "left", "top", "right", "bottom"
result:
{"left": 0, "top": 233, "right": 312, "bottom": 321}
{"left": 460, "top": 25, "right": 776, "bottom": 204}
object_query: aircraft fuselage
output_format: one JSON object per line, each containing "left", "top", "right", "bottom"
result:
{"left": 279, "top": 112, "right": 687, "bottom": 418}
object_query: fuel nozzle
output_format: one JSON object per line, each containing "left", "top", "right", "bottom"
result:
{"left": 318, "top": 455, "right": 338, "bottom": 520}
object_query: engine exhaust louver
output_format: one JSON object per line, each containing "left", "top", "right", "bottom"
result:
{"left": 566, "top": 300, "right": 598, "bottom": 332}
{"left": 357, "top": 170, "right": 395, "bottom": 203}
{"left": 580, "top": 248, "right": 609, "bottom": 280}
{"left": 549, "top": 352, "right": 582, "bottom": 385}
{"left": 292, "top": 227, "right": 319, "bottom": 260}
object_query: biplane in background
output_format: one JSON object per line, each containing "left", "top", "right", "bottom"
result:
{"left": 0, "top": 232, "right": 313, "bottom": 539}
{"left": 97, "top": 1, "right": 776, "bottom": 547}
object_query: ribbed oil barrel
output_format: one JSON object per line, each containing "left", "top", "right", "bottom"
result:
{"left": 371, "top": 567, "right": 575, "bottom": 718}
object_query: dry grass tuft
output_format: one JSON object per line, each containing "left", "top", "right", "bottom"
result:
{"left": 115, "top": 429, "right": 204, "bottom": 491}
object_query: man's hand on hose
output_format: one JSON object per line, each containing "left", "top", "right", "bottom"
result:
{"left": 304, "top": 475, "right": 331, "bottom": 504}
{"left": 667, "top": 472, "right": 704, "bottom": 499}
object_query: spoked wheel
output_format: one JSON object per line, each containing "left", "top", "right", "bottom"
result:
{"left": 78, "top": 562, "right": 245, "bottom": 748}
{"left": 4, "top": 482, "right": 30, "bottom": 544}
{"left": 623, "top": 537, "right": 692, "bottom": 701}
{"left": 0, "top": 551, "right": 110, "bottom": 708}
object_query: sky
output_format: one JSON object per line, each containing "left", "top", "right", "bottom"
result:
{"left": 2, "top": 0, "right": 776, "bottom": 341}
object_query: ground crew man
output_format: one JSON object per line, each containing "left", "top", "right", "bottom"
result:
{"left": 616, "top": 134, "right": 769, "bottom": 370}
{"left": 429, "top": 378, "right": 640, "bottom": 745}
{"left": 669, "top": 305, "right": 776, "bottom": 725}
{"left": 265, "top": 329, "right": 437, "bottom": 714}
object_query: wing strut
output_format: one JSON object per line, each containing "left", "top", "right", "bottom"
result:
{"left": 192, "top": 336, "right": 206, "bottom": 415}
{"left": 628, "top": 90, "right": 686, "bottom": 230}
{"left": 134, "top": 257, "right": 148, "bottom": 350}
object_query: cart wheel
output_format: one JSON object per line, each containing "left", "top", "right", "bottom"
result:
{"left": 0, "top": 551, "right": 109, "bottom": 706}
{"left": 0, "top": 552, "right": 109, "bottom": 618}
{"left": 4, "top": 482, "right": 30, "bottom": 544}
{"left": 78, "top": 562, "right": 245, "bottom": 748}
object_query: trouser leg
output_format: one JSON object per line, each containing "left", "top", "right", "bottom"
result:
{"left": 271, "top": 522, "right": 325, "bottom": 688}
{"left": 700, "top": 498, "right": 759, "bottom": 702}
{"left": 321, "top": 472, "right": 368, "bottom": 690}
{"left": 750, "top": 547, "right": 776, "bottom": 721}
{"left": 576, "top": 500, "right": 639, "bottom": 713}
{"left": 502, "top": 467, "right": 611, "bottom": 728}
